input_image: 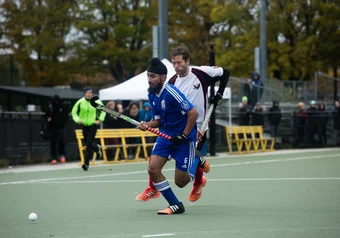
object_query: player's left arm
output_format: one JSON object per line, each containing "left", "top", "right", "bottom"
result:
{"left": 183, "top": 108, "right": 198, "bottom": 136}
{"left": 170, "top": 106, "right": 198, "bottom": 146}
{"left": 166, "top": 84, "right": 198, "bottom": 136}
{"left": 211, "top": 68, "right": 230, "bottom": 107}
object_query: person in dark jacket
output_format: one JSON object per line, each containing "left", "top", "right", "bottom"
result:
{"left": 243, "top": 78, "right": 253, "bottom": 107}
{"left": 45, "top": 95, "right": 69, "bottom": 164}
{"left": 238, "top": 96, "right": 251, "bottom": 126}
{"left": 251, "top": 72, "right": 264, "bottom": 108}
{"left": 268, "top": 100, "right": 282, "bottom": 137}
{"left": 317, "top": 103, "right": 328, "bottom": 146}
{"left": 252, "top": 102, "right": 264, "bottom": 126}
{"left": 103, "top": 101, "right": 120, "bottom": 159}
{"left": 333, "top": 100, "right": 340, "bottom": 146}
{"left": 294, "top": 102, "right": 307, "bottom": 148}
{"left": 126, "top": 101, "right": 140, "bottom": 159}
{"left": 306, "top": 100, "right": 319, "bottom": 145}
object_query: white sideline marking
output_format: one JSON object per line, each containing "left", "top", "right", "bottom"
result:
{"left": 142, "top": 234, "right": 175, "bottom": 237}
{"left": 20, "top": 177, "right": 340, "bottom": 184}
{"left": 0, "top": 153, "right": 339, "bottom": 186}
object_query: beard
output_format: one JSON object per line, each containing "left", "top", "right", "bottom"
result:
{"left": 148, "top": 82, "right": 163, "bottom": 94}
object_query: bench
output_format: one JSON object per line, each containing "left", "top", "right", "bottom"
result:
{"left": 225, "top": 126, "right": 275, "bottom": 154}
{"left": 75, "top": 128, "right": 157, "bottom": 165}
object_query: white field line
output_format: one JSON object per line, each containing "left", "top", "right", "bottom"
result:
{"left": 0, "top": 153, "right": 339, "bottom": 186}
{"left": 2, "top": 148, "right": 340, "bottom": 174}
{"left": 141, "top": 226, "right": 340, "bottom": 237}
{"left": 142, "top": 234, "right": 175, "bottom": 238}
{"left": 23, "top": 177, "right": 340, "bottom": 184}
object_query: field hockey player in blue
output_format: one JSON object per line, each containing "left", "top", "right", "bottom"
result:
{"left": 137, "top": 58, "right": 201, "bottom": 215}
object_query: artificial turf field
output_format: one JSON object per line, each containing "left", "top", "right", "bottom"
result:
{"left": 1, "top": 148, "right": 340, "bottom": 238}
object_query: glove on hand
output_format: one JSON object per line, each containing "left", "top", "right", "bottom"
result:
{"left": 171, "top": 133, "right": 189, "bottom": 146}
{"left": 210, "top": 93, "right": 223, "bottom": 106}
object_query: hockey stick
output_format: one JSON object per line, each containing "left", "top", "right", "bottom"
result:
{"left": 200, "top": 104, "right": 215, "bottom": 132}
{"left": 90, "top": 96, "right": 172, "bottom": 140}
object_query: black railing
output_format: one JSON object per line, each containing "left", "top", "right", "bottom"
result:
{"left": 0, "top": 112, "right": 81, "bottom": 165}
{"left": 0, "top": 110, "right": 339, "bottom": 165}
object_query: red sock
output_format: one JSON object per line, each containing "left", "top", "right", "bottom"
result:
{"left": 149, "top": 176, "right": 156, "bottom": 189}
{"left": 148, "top": 156, "right": 156, "bottom": 189}
{"left": 193, "top": 168, "right": 203, "bottom": 186}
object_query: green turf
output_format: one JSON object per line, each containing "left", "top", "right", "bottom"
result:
{"left": 1, "top": 149, "right": 340, "bottom": 238}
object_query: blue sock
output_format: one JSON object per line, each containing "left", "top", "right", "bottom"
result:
{"left": 188, "top": 156, "right": 200, "bottom": 182}
{"left": 153, "top": 180, "right": 180, "bottom": 205}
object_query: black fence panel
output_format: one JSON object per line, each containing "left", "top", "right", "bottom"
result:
{"left": 0, "top": 112, "right": 81, "bottom": 165}
{"left": 1, "top": 110, "right": 339, "bottom": 165}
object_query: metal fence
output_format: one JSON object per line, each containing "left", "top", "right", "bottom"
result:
{"left": 212, "top": 107, "right": 340, "bottom": 151}
{"left": 0, "top": 112, "right": 80, "bottom": 165}
{"left": 1, "top": 108, "right": 339, "bottom": 165}
{"left": 230, "top": 72, "right": 340, "bottom": 106}
{"left": 315, "top": 72, "right": 340, "bottom": 102}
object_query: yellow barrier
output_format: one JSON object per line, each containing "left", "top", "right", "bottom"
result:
{"left": 75, "top": 128, "right": 157, "bottom": 165}
{"left": 225, "top": 126, "right": 275, "bottom": 154}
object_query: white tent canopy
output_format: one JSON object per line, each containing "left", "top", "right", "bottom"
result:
{"left": 99, "top": 58, "right": 231, "bottom": 101}
{"left": 99, "top": 59, "right": 176, "bottom": 101}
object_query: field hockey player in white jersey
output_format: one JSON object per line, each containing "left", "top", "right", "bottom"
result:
{"left": 136, "top": 46, "right": 230, "bottom": 203}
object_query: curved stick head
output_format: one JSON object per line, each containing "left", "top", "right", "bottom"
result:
{"left": 90, "top": 96, "right": 100, "bottom": 107}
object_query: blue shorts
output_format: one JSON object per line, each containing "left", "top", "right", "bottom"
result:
{"left": 152, "top": 136, "right": 196, "bottom": 172}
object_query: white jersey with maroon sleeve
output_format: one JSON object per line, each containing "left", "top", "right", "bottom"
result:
{"left": 168, "top": 65, "right": 223, "bottom": 131}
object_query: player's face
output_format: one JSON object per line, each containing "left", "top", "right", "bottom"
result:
{"left": 171, "top": 55, "right": 190, "bottom": 77}
{"left": 147, "top": 72, "right": 164, "bottom": 94}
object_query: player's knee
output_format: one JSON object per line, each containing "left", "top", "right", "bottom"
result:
{"left": 147, "top": 166, "right": 160, "bottom": 177}
{"left": 174, "top": 179, "right": 188, "bottom": 188}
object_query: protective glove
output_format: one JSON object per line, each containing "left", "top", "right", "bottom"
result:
{"left": 210, "top": 92, "right": 223, "bottom": 107}
{"left": 171, "top": 133, "right": 189, "bottom": 146}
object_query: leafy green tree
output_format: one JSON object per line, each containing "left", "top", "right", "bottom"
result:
{"left": 315, "top": 0, "right": 340, "bottom": 77}
{"left": 1, "top": 0, "right": 338, "bottom": 88}
{"left": 263, "top": 0, "right": 339, "bottom": 81}
{"left": 0, "top": 0, "right": 77, "bottom": 86}
{"left": 209, "top": 0, "right": 258, "bottom": 76}
{"left": 71, "top": 0, "right": 155, "bottom": 84}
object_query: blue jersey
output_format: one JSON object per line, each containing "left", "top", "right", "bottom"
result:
{"left": 148, "top": 83, "right": 197, "bottom": 141}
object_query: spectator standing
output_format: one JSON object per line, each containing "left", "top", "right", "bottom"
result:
{"left": 103, "top": 101, "right": 120, "bottom": 159}
{"left": 71, "top": 87, "right": 106, "bottom": 171}
{"left": 306, "top": 100, "right": 319, "bottom": 145}
{"left": 126, "top": 101, "right": 140, "bottom": 159}
{"left": 139, "top": 101, "right": 154, "bottom": 155}
{"left": 333, "top": 100, "right": 340, "bottom": 146}
{"left": 127, "top": 101, "right": 140, "bottom": 123}
{"left": 317, "top": 103, "right": 328, "bottom": 146}
{"left": 45, "top": 94, "right": 68, "bottom": 164}
{"left": 139, "top": 102, "right": 152, "bottom": 122}
{"left": 114, "top": 101, "right": 126, "bottom": 129}
{"left": 243, "top": 78, "right": 253, "bottom": 107}
{"left": 238, "top": 96, "right": 251, "bottom": 126}
{"left": 294, "top": 102, "right": 307, "bottom": 148}
{"left": 268, "top": 100, "right": 282, "bottom": 137}
{"left": 251, "top": 72, "right": 264, "bottom": 107}
{"left": 103, "top": 101, "right": 118, "bottom": 129}
{"left": 252, "top": 102, "right": 264, "bottom": 126}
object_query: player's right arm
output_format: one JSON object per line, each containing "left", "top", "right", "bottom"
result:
{"left": 71, "top": 98, "right": 82, "bottom": 124}
{"left": 138, "top": 119, "right": 160, "bottom": 131}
